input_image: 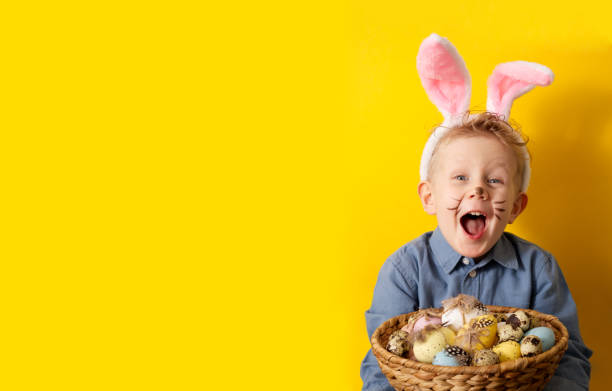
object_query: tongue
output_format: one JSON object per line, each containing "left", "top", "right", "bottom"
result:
{"left": 465, "top": 216, "right": 485, "bottom": 236}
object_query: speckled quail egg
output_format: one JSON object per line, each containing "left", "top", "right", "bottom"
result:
{"left": 497, "top": 321, "right": 524, "bottom": 342}
{"left": 520, "top": 335, "right": 543, "bottom": 357}
{"left": 386, "top": 330, "right": 410, "bottom": 357}
{"left": 473, "top": 349, "right": 500, "bottom": 366}
{"left": 507, "top": 311, "right": 530, "bottom": 331}
{"left": 524, "top": 327, "right": 555, "bottom": 351}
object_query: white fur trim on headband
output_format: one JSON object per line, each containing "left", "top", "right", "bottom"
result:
{"left": 419, "top": 125, "right": 449, "bottom": 183}
{"left": 519, "top": 145, "right": 531, "bottom": 193}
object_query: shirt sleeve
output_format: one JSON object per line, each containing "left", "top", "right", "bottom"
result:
{"left": 360, "top": 251, "right": 419, "bottom": 391}
{"left": 532, "top": 253, "right": 592, "bottom": 391}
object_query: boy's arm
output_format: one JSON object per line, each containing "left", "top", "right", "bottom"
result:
{"left": 532, "top": 254, "right": 592, "bottom": 391}
{"left": 361, "top": 252, "right": 419, "bottom": 391}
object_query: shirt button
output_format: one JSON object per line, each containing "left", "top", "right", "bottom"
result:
{"left": 469, "top": 270, "right": 477, "bottom": 278}
{"left": 462, "top": 257, "right": 470, "bottom": 265}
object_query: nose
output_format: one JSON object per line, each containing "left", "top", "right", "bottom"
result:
{"left": 468, "top": 186, "right": 488, "bottom": 200}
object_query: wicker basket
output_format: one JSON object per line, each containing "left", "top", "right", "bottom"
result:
{"left": 371, "top": 305, "right": 569, "bottom": 391}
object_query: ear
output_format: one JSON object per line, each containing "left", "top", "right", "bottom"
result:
{"left": 486, "top": 61, "right": 554, "bottom": 120}
{"left": 418, "top": 181, "right": 436, "bottom": 215}
{"left": 416, "top": 33, "right": 471, "bottom": 123}
{"left": 508, "top": 192, "right": 528, "bottom": 224}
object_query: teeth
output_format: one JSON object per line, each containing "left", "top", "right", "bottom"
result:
{"left": 470, "top": 212, "right": 483, "bottom": 216}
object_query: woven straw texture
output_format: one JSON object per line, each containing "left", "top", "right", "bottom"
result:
{"left": 371, "top": 305, "right": 569, "bottom": 391}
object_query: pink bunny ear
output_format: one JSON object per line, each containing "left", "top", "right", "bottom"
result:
{"left": 486, "top": 61, "right": 554, "bottom": 119}
{"left": 416, "top": 33, "right": 471, "bottom": 122}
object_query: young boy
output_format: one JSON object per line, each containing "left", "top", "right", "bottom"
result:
{"left": 359, "top": 112, "right": 592, "bottom": 390}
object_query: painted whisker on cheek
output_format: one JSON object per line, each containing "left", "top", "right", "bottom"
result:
{"left": 493, "top": 200, "right": 506, "bottom": 204}
{"left": 494, "top": 208, "right": 506, "bottom": 212}
{"left": 446, "top": 198, "right": 461, "bottom": 211}
{"left": 494, "top": 214, "right": 502, "bottom": 220}
{"left": 445, "top": 197, "right": 463, "bottom": 211}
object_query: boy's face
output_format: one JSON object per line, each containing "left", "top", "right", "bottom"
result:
{"left": 418, "top": 135, "right": 528, "bottom": 259}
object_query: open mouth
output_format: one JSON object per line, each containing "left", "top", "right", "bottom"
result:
{"left": 460, "top": 211, "right": 487, "bottom": 239}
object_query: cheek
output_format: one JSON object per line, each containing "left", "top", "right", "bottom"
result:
{"left": 495, "top": 186, "right": 513, "bottom": 198}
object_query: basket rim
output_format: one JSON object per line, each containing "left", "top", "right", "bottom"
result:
{"left": 371, "top": 305, "right": 569, "bottom": 375}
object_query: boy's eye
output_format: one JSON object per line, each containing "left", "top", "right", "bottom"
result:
{"left": 454, "top": 175, "right": 468, "bottom": 181}
{"left": 488, "top": 178, "right": 502, "bottom": 184}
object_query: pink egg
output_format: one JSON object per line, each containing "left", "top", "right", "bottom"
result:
{"left": 412, "top": 315, "right": 442, "bottom": 333}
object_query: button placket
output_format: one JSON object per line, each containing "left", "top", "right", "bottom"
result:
{"left": 461, "top": 263, "right": 478, "bottom": 295}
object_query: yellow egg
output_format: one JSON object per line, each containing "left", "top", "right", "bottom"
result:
{"left": 412, "top": 329, "right": 447, "bottom": 363}
{"left": 470, "top": 314, "right": 497, "bottom": 348}
{"left": 493, "top": 341, "right": 521, "bottom": 362}
{"left": 438, "top": 326, "right": 456, "bottom": 345}
{"left": 455, "top": 314, "right": 497, "bottom": 353}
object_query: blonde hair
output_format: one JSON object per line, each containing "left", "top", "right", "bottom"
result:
{"left": 428, "top": 111, "right": 530, "bottom": 190}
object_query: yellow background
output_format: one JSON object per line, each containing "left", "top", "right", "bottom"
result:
{"left": 2, "top": 0, "right": 610, "bottom": 390}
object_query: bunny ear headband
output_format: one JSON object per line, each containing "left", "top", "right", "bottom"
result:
{"left": 417, "top": 33, "right": 554, "bottom": 192}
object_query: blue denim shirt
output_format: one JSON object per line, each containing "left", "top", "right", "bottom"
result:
{"left": 361, "top": 228, "right": 592, "bottom": 390}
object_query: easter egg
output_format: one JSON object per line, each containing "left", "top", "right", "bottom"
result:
{"left": 520, "top": 335, "right": 543, "bottom": 357}
{"left": 402, "top": 314, "right": 442, "bottom": 335}
{"left": 445, "top": 345, "right": 471, "bottom": 366}
{"left": 497, "top": 321, "right": 524, "bottom": 342}
{"left": 473, "top": 349, "right": 500, "bottom": 366}
{"left": 493, "top": 341, "right": 521, "bottom": 362}
{"left": 413, "top": 314, "right": 442, "bottom": 333}
{"left": 432, "top": 350, "right": 461, "bottom": 366}
{"left": 386, "top": 330, "right": 410, "bottom": 357}
{"left": 401, "top": 311, "right": 442, "bottom": 334}
{"left": 524, "top": 327, "right": 555, "bottom": 351}
{"left": 455, "top": 314, "right": 497, "bottom": 353}
{"left": 413, "top": 329, "right": 447, "bottom": 363}
{"left": 507, "top": 311, "right": 530, "bottom": 331}
{"left": 438, "top": 326, "right": 456, "bottom": 345}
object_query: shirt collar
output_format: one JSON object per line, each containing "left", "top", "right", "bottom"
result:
{"left": 430, "top": 227, "right": 519, "bottom": 274}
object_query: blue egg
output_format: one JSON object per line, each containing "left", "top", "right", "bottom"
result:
{"left": 524, "top": 327, "right": 555, "bottom": 351}
{"left": 432, "top": 350, "right": 460, "bottom": 366}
